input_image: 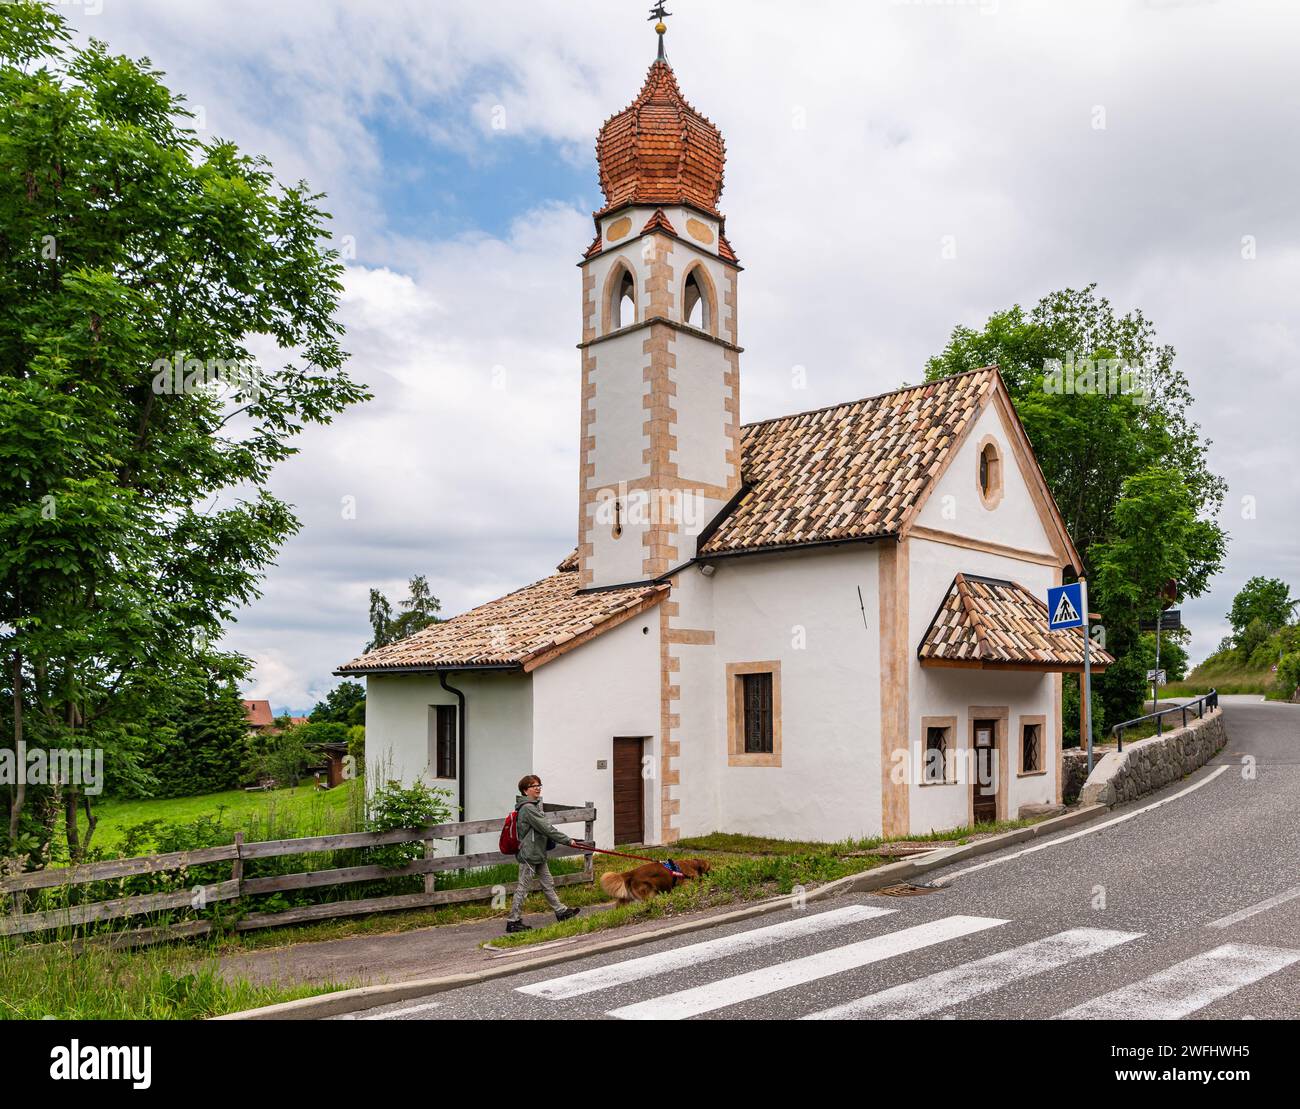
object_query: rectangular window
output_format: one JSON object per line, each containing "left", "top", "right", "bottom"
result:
{"left": 920, "top": 716, "right": 957, "bottom": 785}
{"left": 727, "top": 662, "right": 781, "bottom": 766}
{"left": 1022, "top": 721, "right": 1041, "bottom": 774}
{"left": 430, "top": 704, "right": 457, "bottom": 779}
{"left": 925, "top": 726, "right": 949, "bottom": 783}
{"left": 740, "top": 672, "right": 773, "bottom": 754}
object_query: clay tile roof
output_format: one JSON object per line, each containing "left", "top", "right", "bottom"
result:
{"left": 242, "top": 699, "right": 274, "bottom": 727}
{"left": 596, "top": 59, "right": 726, "bottom": 218}
{"left": 583, "top": 231, "right": 603, "bottom": 258}
{"left": 557, "top": 549, "right": 579, "bottom": 572}
{"left": 918, "top": 573, "right": 1115, "bottom": 670}
{"left": 641, "top": 208, "right": 677, "bottom": 236}
{"left": 698, "top": 368, "right": 999, "bottom": 557}
{"left": 717, "top": 232, "right": 738, "bottom": 263}
{"left": 336, "top": 572, "right": 667, "bottom": 675}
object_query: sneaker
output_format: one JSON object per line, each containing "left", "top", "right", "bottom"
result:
{"left": 505, "top": 920, "right": 531, "bottom": 934}
{"left": 555, "top": 906, "right": 580, "bottom": 923}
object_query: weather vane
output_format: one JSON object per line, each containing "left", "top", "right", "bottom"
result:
{"left": 648, "top": 3, "right": 671, "bottom": 60}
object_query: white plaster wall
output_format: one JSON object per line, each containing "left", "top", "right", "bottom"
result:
{"left": 907, "top": 537, "right": 1060, "bottom": 832}
{"left": 531, "top": 609, "right": 662, "bottom": 849}
{"left": 706, "top": 544, "right": 884, "bottom": 843}
{"left": 585, "top": 327, "right": 652, "bottom": 586}
{"left": 671, "top": 330, "right": 732, "bottom": 492}
{"left": 364, "top": 671, "right": 532, "bottom": 856}
{"left": 666, "top": 566, "right": 722, "bottom": 840}
{"left": 914, "top": 400, "right": 1055, "bottom": 555}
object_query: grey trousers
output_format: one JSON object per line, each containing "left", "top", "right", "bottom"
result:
{"left": 507, "top": 857, "right": 565, "bottom": 921}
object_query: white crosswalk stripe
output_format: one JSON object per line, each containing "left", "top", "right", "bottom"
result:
{"left": 801, "top": 927, "right": 1143, "bottom": 1020}
{"left": 606, "top": 914, "right": 1008, "bottom": 1020}
{"left": 517, "top": 904, "right": 896, "bottom": 1000}
{"left": 1054, "top": 943, "right": 1300, "bottom": 1020}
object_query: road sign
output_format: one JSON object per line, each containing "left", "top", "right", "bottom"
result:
{"left": 1047, "top": 582, "right": 1084, "bottom": 630}
{"left": 1146, "top": 669, "right": 1167, "bottom": 686}
{"left": 1139, "top": 609, "right": 1182, "bottom": 632}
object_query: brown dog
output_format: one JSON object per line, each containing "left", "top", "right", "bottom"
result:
{"left": 599, "top": 858, "right": 711, "bottom": 905}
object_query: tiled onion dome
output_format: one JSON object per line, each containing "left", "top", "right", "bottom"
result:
{"left": 596, "top": 59, "right": 726, "bottom": 217}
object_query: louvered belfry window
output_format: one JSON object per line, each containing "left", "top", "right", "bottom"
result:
{"left": 740, "top": 672, "right": 773, "bottom": 754}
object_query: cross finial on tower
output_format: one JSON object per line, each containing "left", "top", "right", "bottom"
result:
{"left": 647, "top": 3, "right": 671, "bottom": 61}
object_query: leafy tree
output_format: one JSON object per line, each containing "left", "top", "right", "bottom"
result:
{"left": 1135, "top": 630, "right": 1189, "bottom": 685}
{"left": 1227, "top": 576, "right": 1296, "bottom": 643}
{"left": 366, "top": 574, "right": 441, "bottom": 650}
{"left": 309, "top": 679, "right": 365, "bottom": 727}
{"left": 0, "top": 5, "right": 367, "bottom": 860}
{"left": 118, "top": 672, "right": 249, "bottom": 800}
{"left": 926, "top": 286, "right": 1227, "bottom": 725}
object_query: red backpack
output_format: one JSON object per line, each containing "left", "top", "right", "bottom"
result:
{"left": 499, "top": 810, "right": 521, "bottom": 855}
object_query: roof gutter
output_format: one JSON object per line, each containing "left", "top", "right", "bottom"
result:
{"left": 332, "top": 662, "right": 522, "bottom": 677}
{"left": 689, "top": 531, "right": 897, "bottom": 568}
{"left": 439, "top": 671, "right": 468, "bottom": 857}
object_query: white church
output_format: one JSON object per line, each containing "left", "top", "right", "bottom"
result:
{"left": 338, "top": 41, "right": 1112, "bottom": 849}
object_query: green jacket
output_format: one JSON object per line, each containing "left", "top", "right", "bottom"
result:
{"left": 513, "top": 795, "right": 573, "bottom": 865}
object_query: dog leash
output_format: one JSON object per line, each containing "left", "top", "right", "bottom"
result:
{"left": 575, "top": 842, "right": 684, "bottom": 875}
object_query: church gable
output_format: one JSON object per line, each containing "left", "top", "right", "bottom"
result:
{"left": 908, "top": 379, "right": 1078, "bottom": 568}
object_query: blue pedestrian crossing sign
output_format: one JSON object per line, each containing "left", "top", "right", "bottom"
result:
{"left": 1047, "top": 582, "right": 1085, "bottom": 630}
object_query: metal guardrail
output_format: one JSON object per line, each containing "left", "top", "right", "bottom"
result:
{"left": 1111, "top": 689, "right": 1218, "bottom": 752}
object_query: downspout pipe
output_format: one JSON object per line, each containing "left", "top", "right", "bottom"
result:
{"left": 439, "top": 671, "right": 467, "bottom": 857}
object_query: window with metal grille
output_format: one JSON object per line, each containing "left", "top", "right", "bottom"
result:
{"left": 925, "top": 725, "right": 950, "bottom": 783}
{"left": 740, "top": 672, "right": 773, "bottom": 754}
{"left": 431, "top": 704, "right": 457, "bottom": 778}
{"left": 1022, "top": 722, "right": 1041, "bottom": 774}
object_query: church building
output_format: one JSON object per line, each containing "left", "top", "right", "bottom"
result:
{"left": 338, "top": 29, "right": 1112, "bottom": 850}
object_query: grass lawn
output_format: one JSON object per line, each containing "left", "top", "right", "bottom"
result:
{"left": 69, "top": 780, "right": 365, "bottom": 855}
{"left": 0, "top": 937, "right": 349, "bottom": 1020}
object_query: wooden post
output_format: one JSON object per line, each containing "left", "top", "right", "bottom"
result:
{"left": 424, "top": 828, "right": 436, "bottom": 894}
{"left": 583, "top": 802, "right": 595, "bottom": 883}
{"left": 1078, "top": 674, "right": 1086, "bottom": 751}
{"left": 231, "top": 832, "right": 244, "bottom": 888}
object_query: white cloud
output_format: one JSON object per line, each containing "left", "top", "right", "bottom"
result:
{"left": 72, "top": 0, "right": 1300, "bottom": 703}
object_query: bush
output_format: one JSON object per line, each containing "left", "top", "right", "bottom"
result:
{"left": 365, "top": 779, "right": 456, "bottom": 872}
{"left": 1278, "top": 653, "right": 1300, "bottom": 701}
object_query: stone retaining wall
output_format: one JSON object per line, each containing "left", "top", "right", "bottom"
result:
{"left": 1077, "top": 708, "right": 1226, "bottom": 807}
{"left": 1061, "top": 748, "right": 1091, "bottom": 804}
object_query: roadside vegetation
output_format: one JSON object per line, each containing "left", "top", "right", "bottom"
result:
{"left": 1167, "top": 576, "right": 1298, "bottom": 701}
{"left": 0, "top": 938, "right": 348, "bottom": 1020}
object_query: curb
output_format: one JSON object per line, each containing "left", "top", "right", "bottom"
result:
{"left": 213, "top": 802, "right": 1112, "bottom": 1020}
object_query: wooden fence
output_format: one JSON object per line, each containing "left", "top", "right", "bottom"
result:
{"left": 0, "top": 803, "right": 596, "bottom": 946}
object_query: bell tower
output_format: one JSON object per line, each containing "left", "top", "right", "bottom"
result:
{"left": 576, "top": 20, "right": 742, "bottom": 590}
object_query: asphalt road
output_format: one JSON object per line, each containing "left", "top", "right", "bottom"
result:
{"left": 339, "top": 697, "right": 1300, "bottom": 1021}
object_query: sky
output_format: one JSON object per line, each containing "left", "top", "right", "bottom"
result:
{"left": 66, "top": 0, "right": 1300, "bottom": 712}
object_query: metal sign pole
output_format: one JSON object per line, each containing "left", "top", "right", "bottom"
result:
{"left": 1082, "top": 577, "right": 1093, "bottom": 774}
{"left": 1153, "top": 615, "right": 1162, "bottom": 710}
